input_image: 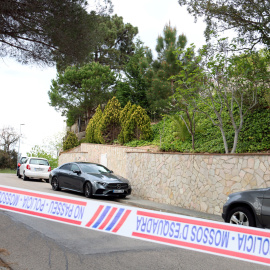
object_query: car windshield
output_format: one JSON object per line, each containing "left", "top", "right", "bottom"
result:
{"left": 79, "top": 164, "right": 111, "bottom": 174}
{"left": 29, "top": 159, "right": 49, "bottom": 166}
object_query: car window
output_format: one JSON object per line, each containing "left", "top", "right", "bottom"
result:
{"left": 20, "top": 157, "right": 27, "bottom": 163}
{"left": 29, "top": 158, "right": 49, "bottom": 166}
{"left": 60, "top": 164, "right": 71, "bottom": 171}
{"left": 80, "top": 164, "right": 111, "bottom": 174}
{"left": 70, "top": 164, "right": 80, "bottom": 172}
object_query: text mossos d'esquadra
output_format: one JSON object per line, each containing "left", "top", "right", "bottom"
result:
{"left": 136, "top": 216, "right": 270, "bottom": 256}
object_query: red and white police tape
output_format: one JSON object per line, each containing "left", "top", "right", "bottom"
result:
{"left": 0, "top": 184, "right": 270, "bottom": 266}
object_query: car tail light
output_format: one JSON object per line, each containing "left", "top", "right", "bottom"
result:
{"left": 26, "top": 164, "right": 31, "bottom": 170}
{"left": 18, "top": 163, "right": 21, "bottom": 167}
{"left": 48, "top": 167, "right": 51, "bottom": 172}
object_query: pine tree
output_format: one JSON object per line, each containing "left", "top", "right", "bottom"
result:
{"left": 146, "top": 23, "right": 187, "bottom": 118}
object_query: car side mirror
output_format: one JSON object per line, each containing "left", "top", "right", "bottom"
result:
{"left": 109, "top": 170, "right": 113, "bottom": 173}
{"left": 73, "top": 170, "right": 81, "bottom": 174}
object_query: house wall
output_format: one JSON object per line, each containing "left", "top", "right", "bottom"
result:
{"left": 59, "top": 144, "right": 270, "bottom": 215}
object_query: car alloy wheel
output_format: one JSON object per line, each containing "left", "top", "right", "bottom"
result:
{"left": 23, "top": 172, "right": 28, "bottom": 181}
{"left": 84, "top": 182, "right": 92, "bottom": 198}
{"left": 52, "top": 177, "right": 60, "bottom": 191}
{"left": 227, "top": 206, "right": 255, "bottom": 227}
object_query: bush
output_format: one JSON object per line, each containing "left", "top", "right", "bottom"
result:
{"left": 99, "top": 97, "right": 122, "bottom": 144}
{"left": 0, "top": 149, "right": 17, "bottom": 169}
{"left": 151, "top": 106, "right": 270, "bottom": 153}
{"left": 85, "top": 105, "right": 103, "bottom": 143}
{"left": 118, "top": 104, "right": 152, "bottom": 144}
{"left": 63, "top": 131, "right": 79, "bottom": 151}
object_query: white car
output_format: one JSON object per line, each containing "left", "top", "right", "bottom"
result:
{"left": 18, "top": 157, "right": 51, "bottom": 182}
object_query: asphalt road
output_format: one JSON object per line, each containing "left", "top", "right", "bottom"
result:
{"left": 0, "top": 173, "right": 269, "bottom": 270}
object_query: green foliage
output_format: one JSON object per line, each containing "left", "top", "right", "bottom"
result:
{"left": 237, "top": 107, "right": 270, "bottom": 153}
{"left": 178, "top": 0, "right": 270, "bottom": 49}
{"left": 49, "top": 62, "right": 116, "bottom": 127}
{"left": 0, "top": 149, "right": 17, "bottom": 169}
{"left": 0, "top": 169, "right": 16, "bottom": 174}
{"left": 92, "top": 14, "right": 138, "bottom": 71}
{"left": 85, "top": 105, "right": 103, "bottom": 143}
{"left": 170, "top": 115, "right": 190, "bottom": 141}
{"left": 27, "top": 146, "right": 58, "bottom": 169}
{"left": 99, "top": 97, "right": 122, "bottom": 144}
{"left": 115, "top": 40, "right": 150, "bottom": 109}
{"left": 1, "top": 0, "right": 99, "bottom": 66}
{"left": 145, "top": 23, "right": 188, "bottom": 118}
{"left": 63, "top": 131, "right": 79, "bottom": 151}
{"left": 118, "top": 104, "right": 152, "bottom": 144}
{"left": 151, "top": 107, "right": 270, "bottom": 153}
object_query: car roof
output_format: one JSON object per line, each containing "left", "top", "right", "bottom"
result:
{"left": 61, "top": 162, "right": 101, "bottom": 166}
{"left": 28, "top": 157, "right": 48, "bottom": 160}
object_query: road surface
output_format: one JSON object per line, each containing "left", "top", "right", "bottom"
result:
{"left": 0, "top": 173, "right": 269, "bottom": 270}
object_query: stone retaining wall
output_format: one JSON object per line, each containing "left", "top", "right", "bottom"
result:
{"left": 59, "top": 143, "right": 147, "bottom": 178}
{"left": 127, "top": 153, "right": 270, "bottom": 215}
{"left": 59, "top": 144, "right": 270, "bottom": 215}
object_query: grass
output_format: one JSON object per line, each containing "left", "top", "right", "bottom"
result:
{"left": 0, "top": 169, "right": 16, "bottom": 174}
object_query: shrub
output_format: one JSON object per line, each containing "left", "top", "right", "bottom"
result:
{"left": 63, "top": 131, "right": 79, "bottom": 151}
{"left": 85, "top": 105, "right": 103, "bottom": 143}
{"left": 99, "top": 97, "right": 122, "bottom": 144}
{"left": 119, "top": 104, "right": 152, "bottom": 144}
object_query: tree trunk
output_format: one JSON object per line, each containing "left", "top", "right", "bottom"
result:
{"left": 191, "top": 133, "right": 195, "bottom": 150}
{"left": 219, "top": 127, "right": 229, "bottom": 154}
{"left": 231, "top": 130, "right": 239, "bottom": 154}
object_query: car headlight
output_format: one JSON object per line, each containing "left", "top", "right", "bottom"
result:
{"left": 95, "top": 181, "right": 106, "bottom": 187}
{"left": 227, "top": 196, "right": 230, "bottom": 201}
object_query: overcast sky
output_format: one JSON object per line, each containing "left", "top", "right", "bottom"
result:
{"left": 0, "top": 0, "right": 206, "bottom": 157}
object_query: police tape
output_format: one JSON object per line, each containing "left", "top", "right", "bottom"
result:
{"left": 0, "top": 184, "right": 270, "bottom": 266}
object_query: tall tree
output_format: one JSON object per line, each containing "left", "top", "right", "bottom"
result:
{"left": 91, "top": 14, "right": 138, "bottom": 71}
{"left": 178, "top": 0, "right": 270, "bottom": 49}
{"left": 116, "top": 40, "right": 150, "bottom": 109}
{"left": 146, "top": 23, "right": 187, "bottom": 118}
{"left": 0, "top": 126, "right": 19, "bottom": 152}
{"left": 173, "top": 40, "right": 270, "bottom": 153}
{"left": 48, "top": 62, "right": 116, "bottom": 127}
{"left": 0, "top": 0, "right": 112, "bottom": 66}
{"left": 170, "top": 44, "right": 203, "bottom": 150}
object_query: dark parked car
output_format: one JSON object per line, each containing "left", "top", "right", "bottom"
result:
{"left": 16, "top": 156, "right": 27, "bottom": 177}
{"left": 49, "top": 162, "right": 131, "bottom": 198}
{"left": 222, "top": 188, "right": 270, "bottom": 228}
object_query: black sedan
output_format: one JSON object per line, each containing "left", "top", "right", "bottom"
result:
{"left": 222, "top": 187, "right": 270, "bottom": 228}
{"left": 49, "top": 162, "right": 131, "bottom": 198}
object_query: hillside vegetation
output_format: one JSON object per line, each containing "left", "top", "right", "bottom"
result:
{"left": 127, "top": 103, "right": 270, "bottom": 154}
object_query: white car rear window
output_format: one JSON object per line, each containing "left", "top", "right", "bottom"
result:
{"left": 29, "top": 159, "right": 49, "bottom": 166}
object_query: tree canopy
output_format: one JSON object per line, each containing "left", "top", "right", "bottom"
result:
{"left": 178, "top": 0, "right": 270, "bottom": 48}
{"left": 48, "top": 62, "right": 116, "bottom": 126}
{"left": 92, "top": 14, "right": 138, "bottom": 71}
{"left": 0, "top": 0, "right": 113, "bottom": 66}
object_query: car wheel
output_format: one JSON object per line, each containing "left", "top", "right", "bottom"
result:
{"left": 18, "top": 173, "right": 21, "bottom": 179}
{"left": 51, "top": 177, "right": 60, "bottom": 191}
{"left": 226, "top": 206, "right": 255, "bottom": 227}
{"left": 23, "top": 172, "right": 28, "bottom": 181}
{"left": 45, "top": 179, "right": 49, "bottom": 183}
{"left": 84, "top": 182, "right": 92, "bottom": 198}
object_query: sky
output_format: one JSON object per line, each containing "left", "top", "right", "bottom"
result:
{"left": 0, "top": 0, "right": 206, "bottom": 157}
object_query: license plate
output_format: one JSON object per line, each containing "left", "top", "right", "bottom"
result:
{"left": 35, "top": 168, "right": 43, "bottom": 171}
{"left": 113, "top": 190, "right": 124, "bottom": 193}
